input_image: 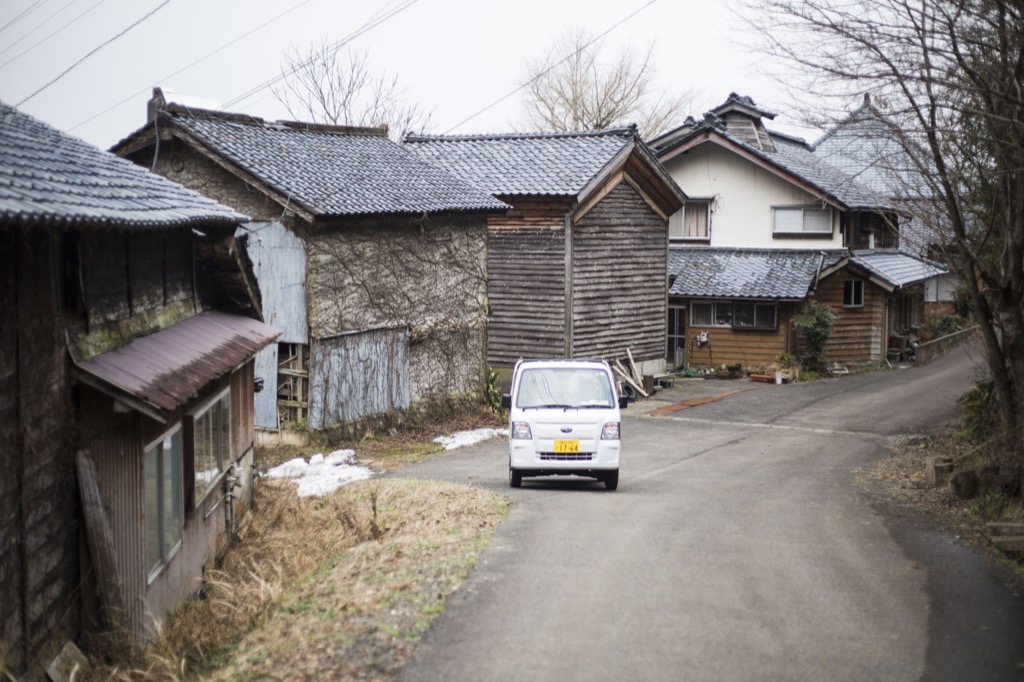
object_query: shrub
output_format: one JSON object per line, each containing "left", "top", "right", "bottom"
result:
{"left": 793, "top": 300, "right": 838, "bottom": 372}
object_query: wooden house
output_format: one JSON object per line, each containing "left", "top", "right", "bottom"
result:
{"left": 0, "top": 102, "right": 278, "bottom": 677}
{"left": 405, "top": 128, "right": 686, "bottom": 380}
{"left": 650, "top": 94, "right": 946, "bottom": 370}
{"left": 112, "top": 90, "right": 508, "bottom": 430}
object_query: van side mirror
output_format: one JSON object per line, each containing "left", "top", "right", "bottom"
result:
{"left": 619, "top": 396, "right": 629, "bottom": 409}
{"left": 501, "top": 393, "right": 512, "bottom": 409}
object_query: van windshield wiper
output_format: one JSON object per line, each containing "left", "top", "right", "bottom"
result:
{"left": 524, "top": 403, "right": 574, "bottom": 409}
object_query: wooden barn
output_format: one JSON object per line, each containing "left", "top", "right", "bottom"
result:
{"left": 0, "top": 102, "right": 277, "bottom": 677}
{"left": 405, "top": 127, "right": 686, "bottom": 380}
{"left": 113, "top": 90, "right": 507, "bottom": 430}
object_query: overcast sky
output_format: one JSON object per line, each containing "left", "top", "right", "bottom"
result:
{"left": 0, "top": 0, "right": 817, "bottom": 150}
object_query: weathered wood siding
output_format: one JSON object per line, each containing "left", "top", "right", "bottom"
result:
{"left": 684, "top": 302, "right": 797, "bottom": 368}
{"left": 306, "top": 214, "right": 488, "bottom": 406}
{"left": 0, "top": 226, "right": 24, "bottom": 674}
{"left": 2, "top": 229, "right": 80, "bottom": 677}
{"left": 308, "top": 329, "right": 410, "bottom": 427}
{"left": 572, "top": 182, "right": 667, "bottom": 363}
{"left": 241, "top": 221, "right": 307, "bottom": 428}
{"left": 487, "top": 197, "right": 573, "bottom": 368}
{"left": 811, "top": 272, "right": 887, "bottom": 363}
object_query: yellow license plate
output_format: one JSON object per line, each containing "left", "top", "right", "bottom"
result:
{"left": 553, "top": 439, "right": 579, "bottom": 454}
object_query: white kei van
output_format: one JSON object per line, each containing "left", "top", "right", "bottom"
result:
{"left": 501, "top": 359, "right": 627, "bottom": 490}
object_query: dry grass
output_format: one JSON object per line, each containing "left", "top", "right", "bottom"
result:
{"left": 89, "top": 466, "right": 511, "bottom": 680}
{"left": 861, "top": 430, "right": 1024, "bottom": 582}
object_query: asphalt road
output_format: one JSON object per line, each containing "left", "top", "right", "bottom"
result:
{"left": 395, "top": 344, "right": 1024, "bottom": 681}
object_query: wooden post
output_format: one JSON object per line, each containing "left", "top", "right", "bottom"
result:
{"left": 75, "top": 451, "right": 129, "bottom": 635}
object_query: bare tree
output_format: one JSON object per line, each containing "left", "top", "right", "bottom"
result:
{"left": 518, "top": 28, "right": 694, "bottom": 138}
{"left": 272, "top": 40, "right": 431, "bottom": 142}
{"left": 751, "top": 0, "right": 1024, "bottom": 455}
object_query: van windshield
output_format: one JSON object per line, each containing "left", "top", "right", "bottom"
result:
{"left": 516, "top": 367, "right": 616, "bottom": 409}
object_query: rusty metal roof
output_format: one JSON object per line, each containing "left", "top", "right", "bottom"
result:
{"left": 72, "top": 310, "right": 280, "bottom": 421}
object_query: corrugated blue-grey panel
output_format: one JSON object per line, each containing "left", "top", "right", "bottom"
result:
{"left": 241, "top": 222, "right": 307, "bottom": 344}
{"left": 252, "top": 344, "right": 278, "bottom": 429}
{"left": 308, "top": 329, "right": 410, "bottom": 429}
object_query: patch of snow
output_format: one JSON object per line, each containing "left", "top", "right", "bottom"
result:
{"left": 433, "top": 428, "right": 508, "bottom": 451}
{"left": 265, "top": 449, "right": 373, "bottom": 498}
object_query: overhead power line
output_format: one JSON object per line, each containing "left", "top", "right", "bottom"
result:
{"left": 221, "top": 0, "right": 422, "bottom": 110}
{"left": 443, "top": 0, "right": 660, "bottom": 133}
{"left": 16, "top": 0, "right": 168, "bottom": 107}
{"left": 0, "top": 0, "right": 48, "bottom": 36}
{"left": 0, "top": 0, "right": 107, "bottom": 70}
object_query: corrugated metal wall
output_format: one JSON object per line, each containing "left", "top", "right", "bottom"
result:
{"left": 308, "top": 328, "right": 410, "bottom": 428}
{"left": 241, "top": 222, "right": 307, "bottom": 429}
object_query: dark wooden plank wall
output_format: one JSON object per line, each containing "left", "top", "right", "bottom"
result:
{"left": 684, "top": 303, "right": 796, "bottom": 369}
{"left": 83, "top": 231, "right": 195, "bottom": 328}
{"left": 0, "top": 226, "right": 24, "bottom": 674}
{"left": 572, "top": 182, "right": 667, "bottom": 363}
{"left": 812, "top": 273, "right": 887, "bottom": 363}
{"left": 486, "top": 197, "right": 572, "bottom": 368}
{"left": 7, "top": 229, "right": 80, "bottom": 677}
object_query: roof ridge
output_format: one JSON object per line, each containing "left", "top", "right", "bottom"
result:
{"left": 405, "top": 126, "right": 637, "bottom": 144}
{"left": 163, "top": 106, "right": 388, "bottom": 137}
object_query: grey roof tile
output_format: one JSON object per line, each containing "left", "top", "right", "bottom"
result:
{"left": 0, "top": 101, "right": 246, "bottom": 229}
{"left": 669, "top": 247, "right": 846, "bottom": 299}
{"left": 404, "top": 128, "right": 638, "bottom": 196}
{"left": 652, "top": 116, "right": 885, "bottom": 210}
{"left": 162, "top": 110, "right": 507, "bottom": 217}
{"left": 850, "top": 250, "right": 946, "bottom": 287}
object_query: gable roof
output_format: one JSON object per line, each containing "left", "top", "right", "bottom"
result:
{"left": 0, "top": 101, "right": 246, "bottom": 229}
{"left": 405, "top": 127, "right": 662, "bottom": 196}
{"left": 811, "top": 99, "right": 923, "bottom": 199}
{"left": 650, "top": 96, "right": 887, "bottom": 212}
{"left": 113, "top": 107, "right": 508, "bottom": 221}
{"left": 668, "top": 247, "right": 846, "bottom": 299}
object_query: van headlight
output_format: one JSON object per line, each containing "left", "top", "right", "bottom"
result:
{"left": 601, "top": 422, "right": 620, "bottom": 440}
{"left": 512, "top": 421, "right": 532, "bottom": 439}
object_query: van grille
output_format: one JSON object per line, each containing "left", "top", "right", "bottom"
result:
{"left": 540, "top": 452, "right": 594, "bottom": 461}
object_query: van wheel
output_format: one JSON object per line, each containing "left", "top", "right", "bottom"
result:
{"left": 603, "top": 470, "right": 619, "bottom": 491}
{"left": 509, "top": 466, "right": 522, "bottom": 488}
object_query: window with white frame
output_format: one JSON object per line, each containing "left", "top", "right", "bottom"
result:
{"left": 772, "top": 206, "right": 833, "bottom": 235}
{"left": 691, "top": 300, "right": 778, "bottom": 330}
{"left": 843, "top": 280, "right": 864, "bottom": 308}
{"left": 192, "top": 388, "right": 231, "bottom": 505}
{"left": 670, "top": 200, "right": 711, "bottom": 241}
{"left": 145, "top": 427, "right": 183, "bottom": 580}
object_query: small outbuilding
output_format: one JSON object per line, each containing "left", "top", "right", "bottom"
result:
{"left": 0, "top": 101, "right": 277, "bottom": 677}
{"left": 406, "top": 127, "right": 686, "bottom": 379}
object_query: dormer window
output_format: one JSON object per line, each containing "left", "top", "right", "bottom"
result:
{"left": 773, "top": 206, "right": 833, "bottom": 236}
{"left": 669, "top": 200, "right": 711, "bottom": 241}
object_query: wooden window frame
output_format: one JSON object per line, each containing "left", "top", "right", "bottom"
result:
{"left": 189, "top": 387, "right": 232, "bottom": 507}
{"left": 691, "top": 300, "right": 779, "bottom": 330}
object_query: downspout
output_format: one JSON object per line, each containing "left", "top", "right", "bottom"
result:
{"left": 564, "top": 212, "right": 574, "bottom": 359}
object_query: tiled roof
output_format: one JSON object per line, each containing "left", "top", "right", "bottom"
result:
{"left": 404, "top": 128, "right": 638, "bottom": 196}
{"left": 811, "top": 104, "right": 926, "bottom": 198}
{"left": 153, "top": 109, "right": 507, "bottom": 217}
{"left": 668, "top": 247, "right": 846, "bottom": 299}
{"left": 0, "top": 101, "right": 246, "bottom": 229}
{"left": 652, "top": 114, "right": 886, "bottom": 211}
{"left": 850, "top": 250, "right": 947, "bottom": 288}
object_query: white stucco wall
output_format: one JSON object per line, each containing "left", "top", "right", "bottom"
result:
{"left": 662, "top": 144, "right": 845, "bottom": 249}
